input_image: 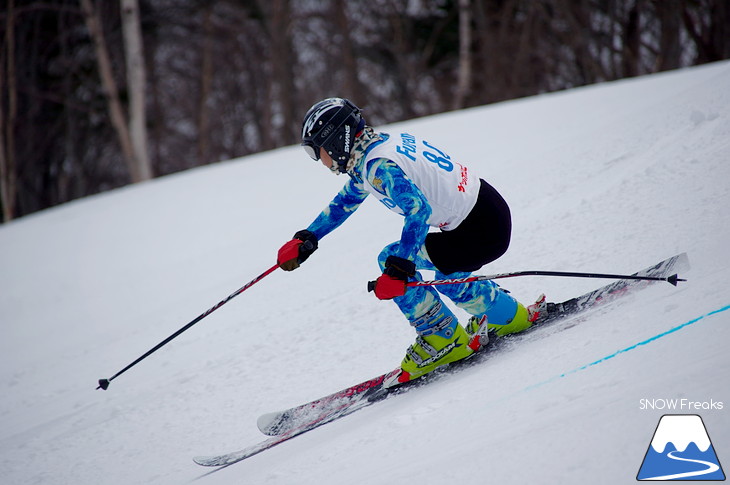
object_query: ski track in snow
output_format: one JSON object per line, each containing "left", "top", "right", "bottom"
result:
{"left": 1, "top": 61, "right": 729, "bottom": 485}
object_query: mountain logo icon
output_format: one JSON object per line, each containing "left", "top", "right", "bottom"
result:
{"left": 637, "top": 414, "right": 725, "bottom": 481}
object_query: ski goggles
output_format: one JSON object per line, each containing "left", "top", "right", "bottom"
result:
{"left": 302, "top": 141, "right": 320, "bottom": 161}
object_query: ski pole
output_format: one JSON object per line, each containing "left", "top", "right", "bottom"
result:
{"left": 367, "top": 270, "right": 685, "bottom": 293}
{"left": 97, "top": 263, "right": 280, "bottom": 390}
{"left": 407, "top": 270, "right": 686, "bottom": 287}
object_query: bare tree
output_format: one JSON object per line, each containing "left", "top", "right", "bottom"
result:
{"left": 120, "top": 0, "right": 152, "bottom": 179}
{"left": 266, "top": 0, "right": 299, "bottom": 143}
{"left": 333, "top": 2, "right": 365, "bottom": 102}
{"left": 654, "top": 1, "right": 682, "bottom": 71}
{"left": 0, "top": 0, "right": 17, "bottom": 222}
{"left": 453, "top": 0, "right": 472, "bottom": 110}
{"left": 197, "top": 3, "right": 214, "bottom": 164}
{"left": 4, "top": 0, "right": 730, "bottom": 222}
{"left": 683, "top": 0, "right": 730, "bottom": 63}
{"left": 79, "top": 0, "right": 150, "bottom": 183}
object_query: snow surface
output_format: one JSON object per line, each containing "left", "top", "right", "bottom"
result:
{"left": 2, "top": 61, "right": 730, "bottom": 485}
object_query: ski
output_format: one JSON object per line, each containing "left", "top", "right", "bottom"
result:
{"left": 540, "top": 252, "right": 688, "bottom": 324}
{"left": 258, "top": 252, "right": 689, "bottom": 436}
{"left": 193, "top": 253, "right": 688, "bottom": 468}
{"left": 193, "top": 384, "right": 392, "bottom": 468}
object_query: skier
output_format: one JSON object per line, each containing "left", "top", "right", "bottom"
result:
{"left": 277, "top": 97, "right": 545, "bottom": 386}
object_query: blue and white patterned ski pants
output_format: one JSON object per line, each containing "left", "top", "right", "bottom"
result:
{"left": 378, "top": 241, "right": 517, "bottom": 328}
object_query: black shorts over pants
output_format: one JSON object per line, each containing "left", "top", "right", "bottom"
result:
{"left": 424, "top": 179, "right": 512, "bottom": 275}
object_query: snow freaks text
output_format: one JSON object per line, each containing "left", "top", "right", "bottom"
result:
{"left": 639, "top": 399, "right": 724, "bottom": 411}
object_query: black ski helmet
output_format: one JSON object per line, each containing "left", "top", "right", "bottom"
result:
{"left": 301, "top": 97, "right": 365, "bottom": 173}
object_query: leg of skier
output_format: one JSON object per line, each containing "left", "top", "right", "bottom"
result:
{"left": 378, "top": 243, "right": 475, "bottom": 384}
{"left": 395, "top": 243, "right": 538, "bottom": 338}
{"left": 381, "top": 180, "right": 546, "bottom": 383}
{"left": 379, "top": 241, "right": 544, "bottom": 385}
{"left": 423, "top": 178, "right": 546, "bottom": 336}
{"left": 432, "top": 269, "right": 540, "bottom": 337}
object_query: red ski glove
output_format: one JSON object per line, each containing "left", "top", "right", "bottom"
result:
{"left": 372, "top": 274, "right": 408, "bottom": 300}
{"left": 277, "top": 230, "right": 318, "bottom": 271}
{"left": 371, "top": 255, "right": 416, "bottom": 300}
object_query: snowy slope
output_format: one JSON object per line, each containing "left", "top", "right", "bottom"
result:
{"left": 2, "top": 61, "right": 729, "bottom": 485}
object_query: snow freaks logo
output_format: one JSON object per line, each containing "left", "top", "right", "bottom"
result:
{"left": 637, "top": 415, "right": 726, "bottom": 481}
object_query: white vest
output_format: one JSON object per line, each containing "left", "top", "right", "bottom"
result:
{"left": 363, "top": 132, "right": 480, "bottom": 231}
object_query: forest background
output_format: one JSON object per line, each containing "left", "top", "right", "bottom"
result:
{"left": 1, "top": 0, "right": 728, "bottom": 222}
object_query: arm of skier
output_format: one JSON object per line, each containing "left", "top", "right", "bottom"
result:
{"left": 370, "top": 158, "right": 431, "bottom": 261}
{"left": 306, "top": 177, "right": 369, "bottom": 240}
{"left": 278, "top": 178, "right": 369, "bottom": 271}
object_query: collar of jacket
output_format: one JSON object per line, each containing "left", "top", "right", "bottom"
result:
{"left": 346, "top": 127, "right": 387, "bottom": 182}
